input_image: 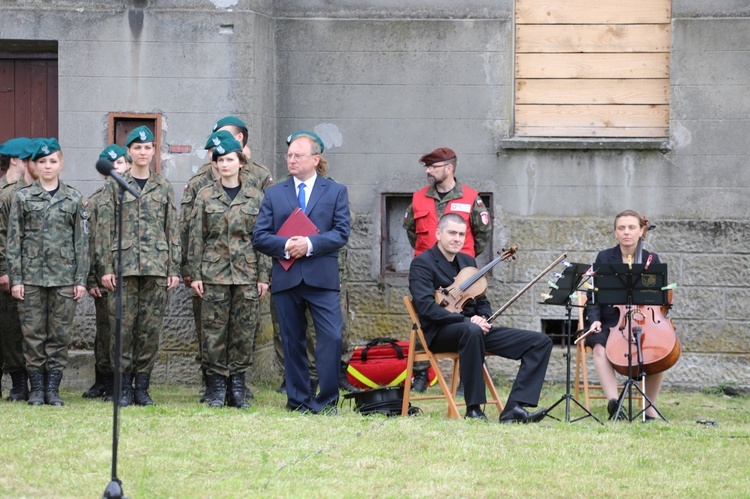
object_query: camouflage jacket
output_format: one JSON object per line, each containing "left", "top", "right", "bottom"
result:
{"left": 7, "top": 180, "right": 90, "bottom": 287}
{"left": 403, "top": 179, "right": 492, "bottom": 256}
{"left": 189, "top": 178, "right": 269, "bottom": 285}
{"left": 85, "top": 185, "right": 107, "bottom": 289}
{"left": 179, "top": 162, "right": 272, "bottom": 277}
{"left": 0, "top": 177, "right": 28, "bottom": 277}
{"left": 97, "top": 170, "right": 180, "bottom": 278}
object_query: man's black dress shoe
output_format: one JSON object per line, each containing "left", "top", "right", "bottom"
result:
{"left": 465, "top": 406, "right": 488, "bottom": 420}
{"left": 499, "top": 405, "right": 548, "bottom": 424}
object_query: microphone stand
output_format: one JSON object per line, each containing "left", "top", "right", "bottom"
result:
{"left": 103, "top": 186, "right": 129, "bottom": 499}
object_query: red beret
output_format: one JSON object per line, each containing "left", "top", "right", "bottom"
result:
{"left": 419, "top": 147, "right": 456, "bottom": 166}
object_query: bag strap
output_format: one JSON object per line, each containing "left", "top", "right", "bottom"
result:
{"left": 361, "top": 337, "right": 404, "bottom": 362}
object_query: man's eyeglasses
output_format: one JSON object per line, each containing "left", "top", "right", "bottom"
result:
{"left": 424, "top": 163, "right": 449, "bottom": 170}
{"left": 284, "top": 153, "right": 318, "bottom": 161}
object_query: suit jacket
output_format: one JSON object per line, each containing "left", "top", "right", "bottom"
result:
{"left": 586, "top": 245, "right": 661, "bottom": 328}
{"left": 252, "top": 175, "right": 350, "bottom": 293}
{"left": 408, "top": 244, "right": 492, "bottom": 346}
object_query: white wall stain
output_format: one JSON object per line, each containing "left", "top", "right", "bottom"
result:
{"left": 314, "top": 123, "right": 343, "bottom": 151}
{"left": 210, "top": 0, "right": 238, "bottom": 9}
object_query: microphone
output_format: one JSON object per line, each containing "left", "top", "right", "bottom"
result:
{"left": 96, "top": 159, "right": 141, "bottom": 199}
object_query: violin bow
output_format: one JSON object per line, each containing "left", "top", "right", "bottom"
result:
{"left": 488, "top": 253, "right": 567, "bottom": 323}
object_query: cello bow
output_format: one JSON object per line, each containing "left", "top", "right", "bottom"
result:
{"left": 488, "top": 253, "right": 567, "bottom": 323}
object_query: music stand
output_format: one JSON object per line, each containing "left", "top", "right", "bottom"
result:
{"left": 593, "top": 262, "right": 669, "bottom": 422}
{"left": 542, "top": 263, "right": 602, "bottom": 424}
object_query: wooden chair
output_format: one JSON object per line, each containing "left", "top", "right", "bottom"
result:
{"left": 401, "top": 296, "right": 504, "bottom": 418}
{"left": 574, "top": 293, "right": 643, "bottom": 410}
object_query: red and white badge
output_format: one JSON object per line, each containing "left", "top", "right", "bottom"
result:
{"left": 480, "top": 211, "right": 489, "bottom": 225}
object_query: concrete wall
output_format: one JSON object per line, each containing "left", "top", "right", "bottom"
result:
{"left": 1, "top": 0, "right": 748, "bottom": 391}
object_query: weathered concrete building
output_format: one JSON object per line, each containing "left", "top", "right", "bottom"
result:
{"left": 1, "top": 0, "right": 748, "bottom": 391}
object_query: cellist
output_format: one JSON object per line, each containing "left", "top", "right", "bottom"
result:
{"left": 584, "top": 210, "right": 667, "bottom": 421}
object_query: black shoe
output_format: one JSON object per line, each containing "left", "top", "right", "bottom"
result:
{"left": 44, "top": 370, "right": 64, "bottom": 406}
{"left": 119, "top": 374, "right": 134, "bottom": 407}
{"left": 228, "top": 374, "right": 250, "bottom": 409}
{"left": 204, "top": 374, "right": 227, "bottom": 408}
{"left": 465, "top": 406, "right": 488, "bottom": 420}
{"left": 499, "top": 405, "right": 547, "bottom": 424}
{"left": 83, "top": 369, "right": 106, "bottom": 399}
{"left": 7, "top": 370, "right": 29, "bottom": 402}
{"left": 338, "top": 373, "right": 361, "bottom": 393}
{"left": 27, "top": 370, "right": 45, "bottom": 406}
{"left": 607, "top": 398, "right": 619, "bottom": 419}
{"left": 411, "top": 368, "right": 428, "bottom": 393}
{"left": 455, "top": 381, "right": 464, "bottom": 398}
{"left": 101, "top": 373, "right": 115, "bottom": 402}
{"left": 134, "top": 373, "right": 155, "bottom": 406}
{"left": 276, "top": 378, "right": 287, "bottom": 394}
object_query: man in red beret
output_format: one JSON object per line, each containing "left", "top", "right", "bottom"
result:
{"left": 403, "top": 147, "right": 491, "bottom": 258}
{"left": 403, "top": 147, "right": 492, "bottom": 392}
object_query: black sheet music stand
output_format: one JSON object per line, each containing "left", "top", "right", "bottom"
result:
{"left": 542, "top": 263, "right": 602, "bottom": 424}
{"left": 593, "top": 262, "right": 669, "bottom": 422}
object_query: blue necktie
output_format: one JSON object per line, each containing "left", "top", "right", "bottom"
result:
{"left": 297, "top": 183, "right": 306, "bottom": 212}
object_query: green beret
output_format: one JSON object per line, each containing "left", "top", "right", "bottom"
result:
{"left": 31, "top": 138, "right": 62, "bottom": 161}
{"left": 99, "top": 144, "right": 129, "bottom": 162}
{"left": 211, "top": 138, "right": 243, "bottom": 161}
{"left": 126, "top": 126, "right": 155, "bottom": 146}
{"left": 204, "top": 130, "right": 235, "bottom": 150}
{"left": 212, "top": 116, "right": 247, "bottom": 132}
{"left": 0, "top": 137, "right": 34, "bottom": 159}
{"left": 286, "top": 130, "right": 325, "bottom": 153}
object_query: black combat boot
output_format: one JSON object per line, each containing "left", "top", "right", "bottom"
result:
{"left": 228, "top": 373, "right": 250, "bottom": 409}
{"left": 27, "top": 370, "right": 45, "bottom": 406}
{"left": 45, "top": 370, "right": 65, "bottom": 406}
{"left": 411, "top": 368, "right": 429, "bottom": 393}
{"left": 119, "top": 373, "right": 134, "bottom": 407}
{"left": 7, "top": 369, "right": 29, "bottom": 402}
{"left": 204, "top": 374, "right": 227, "bottom": 408}
{"left": 83, "top": 369, "right": 107, "bottom": 398}
{"left": 134, "top": 373, "right": 155, "bottom": 406}
{"left": 101, "top": 372, "right": 115, "bottom": 402}
{"left": 338, "top": 362, "right": 361, "bottom": 393}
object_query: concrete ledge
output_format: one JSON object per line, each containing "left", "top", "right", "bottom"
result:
{"left": 497, "top": 138, "right": 671, "bottom": 152}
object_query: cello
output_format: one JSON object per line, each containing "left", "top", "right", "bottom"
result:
{"left": 605, "top": 216, "right": 681, "bottom": 376}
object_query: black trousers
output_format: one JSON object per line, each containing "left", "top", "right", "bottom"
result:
{"left": 429, "top": 322, "right": 553, "bottom": 409}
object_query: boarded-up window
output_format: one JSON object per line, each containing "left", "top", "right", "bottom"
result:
{"left": 514, "top": 0, "right": 671, "bottom": 138}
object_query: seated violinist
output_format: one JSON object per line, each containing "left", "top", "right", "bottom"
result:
{"left": 408, "top": 213, "right": 553, "bottom": 422}
{"left": 584, "top": 210, "right": 667, "bottom": 421}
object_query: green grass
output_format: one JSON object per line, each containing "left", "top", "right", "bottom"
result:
{"left": 1, "top": 382, "right": 748, "bottom": 498}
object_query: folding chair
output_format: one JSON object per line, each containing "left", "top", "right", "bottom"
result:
{"left": 401, "top": 296, "right": 504, "bottom": 418}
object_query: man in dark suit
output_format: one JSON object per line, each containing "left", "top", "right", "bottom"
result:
{"left": 409, "top": 213, "right": 552, "bottom": 422}
{"left": 252, "top": 131, "right": 350, "bottom": 414}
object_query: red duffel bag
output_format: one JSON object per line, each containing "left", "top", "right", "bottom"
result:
{"left": 346, "top": 337, "right": 436, "bottom": 390}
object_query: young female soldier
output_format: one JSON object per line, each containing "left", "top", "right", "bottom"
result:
{"left": 189, "top": 138, "right": 268, "bottom": 408}
{"left": 7, "top": 138, "right": 89, "bottom": 406}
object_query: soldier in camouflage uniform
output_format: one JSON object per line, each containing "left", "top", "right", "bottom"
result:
{"left": 97, "top": 126, "right": 181, "bottom": 407}
{"left": 403, "top": 147, "right": 492, "bottom": 392}
{"left": 180, "top": 125, "right": 272, "bottom": 400}
{"left": 7, "top": 138, "right": 90, "bottom": 406}
{"left": 82, "top": 144, "right": 131, "bottom": 400}
{"left": 189, "top": 138, "right": 268, "bottom": 408}
{"left": 0, "top": 137, "right": 36, "bottom": 401}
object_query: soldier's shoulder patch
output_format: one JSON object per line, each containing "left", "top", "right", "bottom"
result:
{"left": 476, "top": 197, "right": 484, "bottom": 206}
{"left": 82, "top": 196, "right": 89, "bottom": 208}
{"left": 480, "top": 211, "right": 489, "bottom": 225}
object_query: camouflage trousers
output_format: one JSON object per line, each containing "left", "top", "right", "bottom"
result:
{"left": 93, "top": 290, "right": 112, "bottom": 373}
{"left": 17, "top": 285, "right": 77, "bottom": 371}
{"left": 0, "top": 290, "right": 24, "bottom": 373}
{"left": 201, "top": 283, "right": 259, "bottom": 378}
{"left": 109, "top": 276, "right": 167, "bottom": 375}
{"left": 272, "top": 284, "right": 351, "bottom": 378}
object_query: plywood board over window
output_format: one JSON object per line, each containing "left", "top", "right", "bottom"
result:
{"left": 514, "top": 0, "right": 671, "bottom": 138}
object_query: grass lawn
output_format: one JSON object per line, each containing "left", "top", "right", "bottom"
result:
{"left": 1, "top": 381, "right": 748, "bottom": 498}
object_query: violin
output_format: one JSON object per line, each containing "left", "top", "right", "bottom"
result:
{"left": 435, "top": 246, "right": 517, "bottom": 313}
{"left": 605, "top": 214, "right": 681, "bottom": 376}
